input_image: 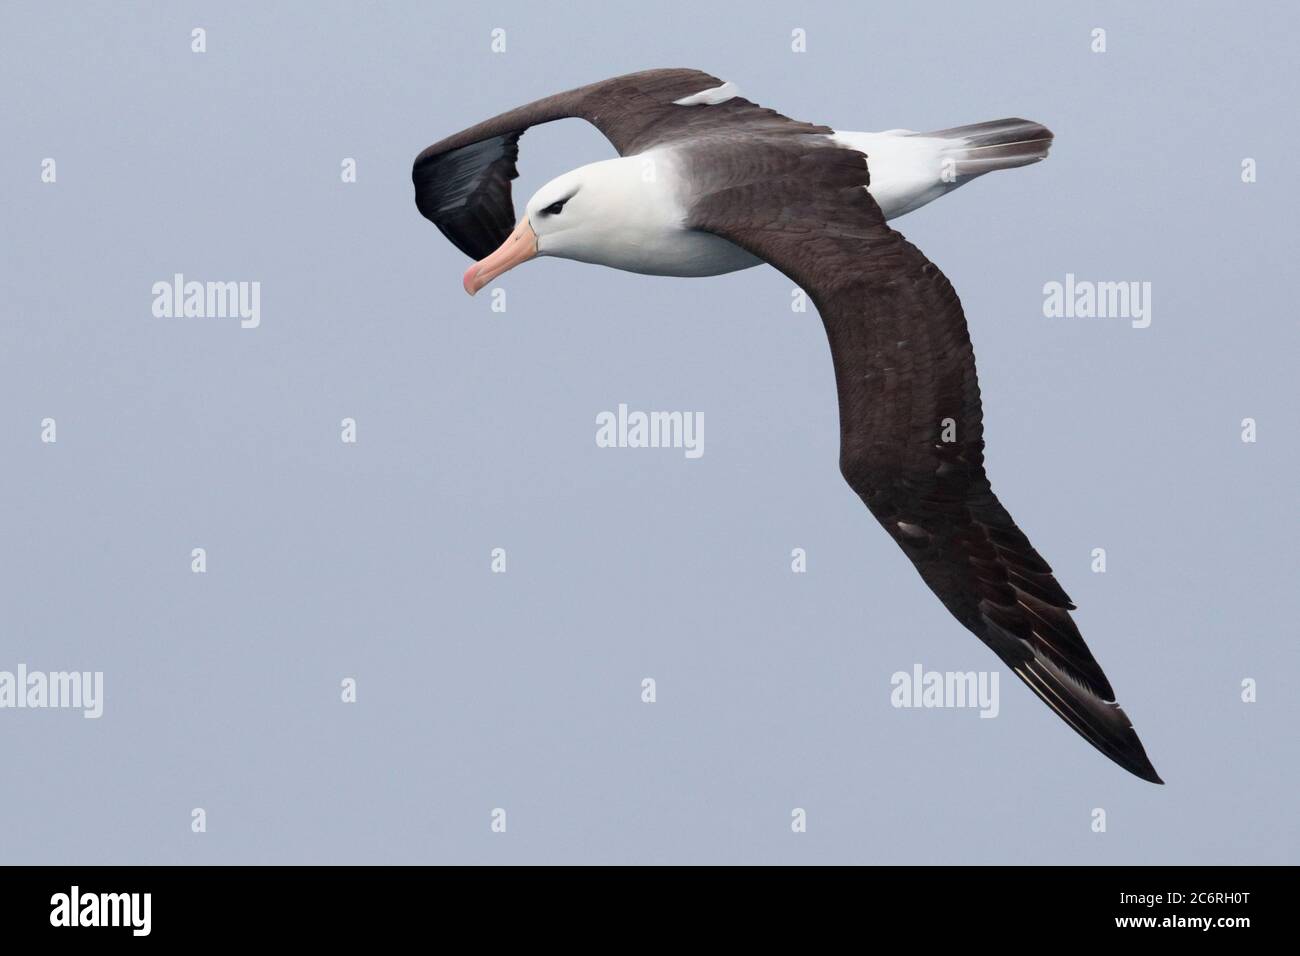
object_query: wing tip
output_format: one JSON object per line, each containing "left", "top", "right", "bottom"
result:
{"left": 1139, "top": 768, "right": 1165, "bottom": 785}
{"left": 1116, "top": 742, "right": 1164, "bottom": 785}
{"left": 1005, "top": 651, "right": 1164, "bottom": 785}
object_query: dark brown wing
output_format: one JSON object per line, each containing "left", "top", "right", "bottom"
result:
{"left": 412, "top": 68, "right": 828, "bottom": 258}
{"left": 688, "top": 136, "right": 1162, "bottom": 784}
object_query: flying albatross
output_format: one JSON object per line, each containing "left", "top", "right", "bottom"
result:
{"left": 412, "top": 68, "right": 1162, "bottom": 784}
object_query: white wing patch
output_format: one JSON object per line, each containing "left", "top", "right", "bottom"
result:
{"left": 673, "top": 80, "right": 741, "bottom": 106}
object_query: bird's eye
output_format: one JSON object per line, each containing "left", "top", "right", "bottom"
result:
{"left": 542, "top": 200, "right": 567, "bottom": 216}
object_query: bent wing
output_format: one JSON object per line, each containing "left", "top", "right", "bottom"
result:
{"left": 412, "top": 68, "right": 828, "bottom": 258}
{"left": 687, "top": 136, "right": 1162, "bottom": 783}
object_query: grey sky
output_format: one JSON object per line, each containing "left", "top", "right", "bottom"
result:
{"left": 1, "top": 1, "right": 1295, "bottom": 864}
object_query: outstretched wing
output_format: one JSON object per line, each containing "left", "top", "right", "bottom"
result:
{"left": 412, "top": 68, "right": 828, "bottom": 259}
{"left": 687, "top": 135, "right": 1162, "bottom": 783}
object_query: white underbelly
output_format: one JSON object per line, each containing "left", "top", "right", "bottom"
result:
{"left": 633, "top": 229, "right": 762, "bottom": 277}
{"left": 563, "top": 226, "right": 763, "bottom": 278}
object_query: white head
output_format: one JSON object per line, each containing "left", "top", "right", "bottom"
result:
{"left": 461, "top": 155, "right": 679, "bottom": 294}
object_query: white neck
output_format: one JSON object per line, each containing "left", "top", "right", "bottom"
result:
{"left": 538, "top": 153, "right": 759, "bottom": 278}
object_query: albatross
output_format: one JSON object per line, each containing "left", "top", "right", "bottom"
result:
{"left": 412, "top": 68, "right": 1162, "bottom": 784}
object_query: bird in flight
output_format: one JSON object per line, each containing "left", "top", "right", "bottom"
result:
{"left": 412, "top": 69, "right": 1162, "bottom": 784}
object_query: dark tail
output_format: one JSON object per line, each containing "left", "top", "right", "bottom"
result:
{"left": 921, "top": 117, "right": 1054, "bottom": 179}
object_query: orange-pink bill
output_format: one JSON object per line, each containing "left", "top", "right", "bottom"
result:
{"left": 462, "top": 218, "right": 537, "bottom": 295}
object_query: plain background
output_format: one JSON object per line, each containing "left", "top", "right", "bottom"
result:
{"left": 2, "top": 1, "right": 1296, "bottom": 864}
